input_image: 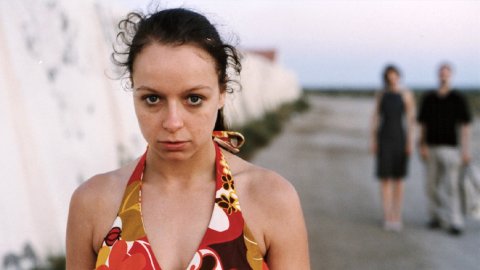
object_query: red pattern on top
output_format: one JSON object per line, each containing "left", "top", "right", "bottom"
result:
{"left": 95, "top": 138, "right": 268, "bottom": 270}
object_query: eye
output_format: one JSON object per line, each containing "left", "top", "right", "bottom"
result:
{"left": 144, "top": 95, "right": 160, "bottom": 105}
{"left": 186, "top": 95, "right": 203, "bottom": 106}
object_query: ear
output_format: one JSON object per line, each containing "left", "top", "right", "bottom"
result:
{"left": 218, "top": 89, "right": 226, "bottom": 109}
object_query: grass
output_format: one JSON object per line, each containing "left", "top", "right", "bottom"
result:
{"left": 464, "top": 92, "right": 480, "bottom": 115}
{"left": 235, "top": 95, "right": 310, "bottom": 160}
{"left": 32, "top": 255, "right": 66, "bottom": 270}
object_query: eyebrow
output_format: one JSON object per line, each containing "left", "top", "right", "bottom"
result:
{"left": 135, "top": 85, "right": 213, "bottom": 94}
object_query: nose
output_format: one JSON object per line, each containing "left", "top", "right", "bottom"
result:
{"left": 162, "top": 101, "right": 184, "bottom": 132}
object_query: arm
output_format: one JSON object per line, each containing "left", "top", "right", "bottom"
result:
{"left": 416, "top": 93, "right": 429, "bottom": 161}
{"left": 418, "top": 124, "right": 429, "bottom": 161}
{"left": 370, "top": 92, "right": 382, "bottom": 155}
{"left": 460, "top": 124, "right": 471, "bottom": 165}
{"left": 263, "top": 174, "right": 310, "bottom": 269}
{"left": 403, "top": 90, "right": 416, "bottom": 156}
{"left": 66, "top": 183, "right": 97, "bottom": 269}
{"left": 458, "top": 93, "right": 473, "bottom": 165}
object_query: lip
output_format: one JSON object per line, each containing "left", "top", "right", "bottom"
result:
{"left": 158, "top": 140, "right": 190, "bottom": 151}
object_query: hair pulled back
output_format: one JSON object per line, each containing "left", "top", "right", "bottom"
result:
{"left": 113, "top": 8, "right": 242, "bottom": 130}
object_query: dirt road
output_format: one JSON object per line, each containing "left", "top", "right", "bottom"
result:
{"left": 252, "top": 95, "right": 480, "bottom": 270}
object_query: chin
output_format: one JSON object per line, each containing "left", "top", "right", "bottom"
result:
{"left": 159, "top": 149, "right": 195, "bottom": 161}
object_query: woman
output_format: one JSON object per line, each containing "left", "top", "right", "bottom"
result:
{"left": 66, "top": 8, "right": 309, "bottom": 269}
{"left": 370, "top": 65, "right": 415, "bottom": 231}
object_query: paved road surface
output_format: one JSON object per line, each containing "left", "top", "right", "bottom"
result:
{"left": 252, "top": 95, "right": 480, "bottom": 270}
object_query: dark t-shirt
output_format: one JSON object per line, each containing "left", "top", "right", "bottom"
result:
{"left": 417, "top": 90, "right": 472, "bottom": 146}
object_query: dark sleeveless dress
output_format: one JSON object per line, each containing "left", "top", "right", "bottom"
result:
{"left": 376, "top": 91, "right": 408, "bottom": 179}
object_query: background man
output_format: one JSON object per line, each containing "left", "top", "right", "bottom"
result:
{"left": 417, "top": 63, "right": 472, "bottom": 236}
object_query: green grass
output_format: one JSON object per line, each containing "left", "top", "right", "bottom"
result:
{"left": 32, "top": 255, "right": 66, "bottom": 270}
{"left": 464, "top": 91, "right": 480, "bottom": 115}
{"left": 235, "top": 95, "right": 310, "bottom": 160}
{"left": 304, "top": 87, "right": 376, "bottom": 97}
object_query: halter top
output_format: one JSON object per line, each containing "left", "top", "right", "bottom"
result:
{"left": 95, "top": 131, "right": 269, "bottom": 270}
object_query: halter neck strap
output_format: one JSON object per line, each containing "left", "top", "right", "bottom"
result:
{"left": 212, "top": 131, "right": 245, "bottom": 153}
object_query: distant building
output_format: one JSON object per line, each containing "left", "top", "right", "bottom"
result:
{"left": 244, "top": 49, "right": 277, "bottom": 63}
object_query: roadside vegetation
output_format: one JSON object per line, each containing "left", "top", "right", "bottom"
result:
{"left": 236, "top": 95, "right": 310, "bottom": 160}
{"left": 305, "top": 87, "right": 480, "bottom": 115}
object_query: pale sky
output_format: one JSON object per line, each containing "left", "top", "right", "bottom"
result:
{"left": 117, "top": 0, "right": 480, "bottom": 88}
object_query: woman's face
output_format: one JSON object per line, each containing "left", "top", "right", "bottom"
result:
{"left": 132, "top": 42, "right": 225, "bottom": 160}
{"left": 386, "top": 70, "right": 400, "bottom": 89}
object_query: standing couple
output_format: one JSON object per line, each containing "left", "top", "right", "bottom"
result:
{"left": 371, "top": 63, "right": 473, "bottom": 235}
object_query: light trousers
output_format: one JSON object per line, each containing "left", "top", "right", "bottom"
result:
{"left": 425, "top": 146, "right": 463, "bottom": 228}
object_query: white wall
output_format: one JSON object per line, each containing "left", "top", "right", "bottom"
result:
{"left": 0, "top": 0, "right": 300, "bottom": 263}
{"left": 224, "top": 53, "right": 301, "bottom": 127}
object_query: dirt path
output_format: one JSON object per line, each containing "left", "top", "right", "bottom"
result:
{"left": 252, "top": 95, "right": 480, "bottom": 270}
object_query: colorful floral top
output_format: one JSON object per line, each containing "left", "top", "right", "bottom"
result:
{"left": 95, "top": 131, "right": 269, "bottom": 270}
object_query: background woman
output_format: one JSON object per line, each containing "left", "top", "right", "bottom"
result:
{"left": 370, "top": 65, "right": 415, "bottom": 231}
{"left": 66, "top": 8, "right": 309, "bottom": 269}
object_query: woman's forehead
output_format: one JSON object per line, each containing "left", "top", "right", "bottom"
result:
{"left": 133, "top": 43, "right": 215, "bottom": 74}
{"left": 132, "top": 43, "right": 219, "bottom": 91}
{"left": 136, "top": 43, "right": 214, "bottom": 65}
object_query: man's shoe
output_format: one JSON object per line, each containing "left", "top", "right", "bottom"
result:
{"left": 448, "top": 227, "right": 463, "bottom": 236}
{"left": 427, "top": 219, "right": 441, "bottom": 229}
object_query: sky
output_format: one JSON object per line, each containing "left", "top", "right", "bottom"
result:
{"left": 117, "top": 0, "right": 480, "bottom": 88}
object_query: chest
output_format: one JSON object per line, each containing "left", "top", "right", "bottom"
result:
{"left": 94, "top": 144, "right": 267, "bottom": 270}
{"left": 141, "top": 182, "right": 216, "bottom": 269}
{"left": 380, "top": 93, "right": 404, "bottom": 116}
{"left": 424, "top": 96, "right": 461, "bottom": 121}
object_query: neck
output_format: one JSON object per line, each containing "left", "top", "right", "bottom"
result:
{"left": 438, "top": 83, "right": 451, "bottom": 96}
{"left": 144, "top": 142, "right": 217, "bottom": 187}
{"left": 386, "top": 84, "right": 400, "bottom": 92}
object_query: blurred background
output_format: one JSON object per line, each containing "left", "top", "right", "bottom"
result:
{"left": 0, "top": 0, "right": 479, "bottom": 269}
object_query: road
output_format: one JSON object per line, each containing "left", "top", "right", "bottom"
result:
{"left": 252, "top": 94, "right": 480, "bottom": 270}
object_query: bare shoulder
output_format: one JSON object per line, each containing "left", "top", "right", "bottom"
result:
{"left": 223, "top": 151, "right": 303, "bottom": 235}
{"left": 223, "top": 151, "right": 310, "bottom": 268}
{"left": 71, "top": 160, "right": 136, "bottom": 212}
{"left": 67, "top": 158, "right": 139, "bottom": 254}
{"left": 71, "top": 158, "right": 139, "bottom": 223}
{"left": 401, "top": 89, "right": 415, "bottom": 108}
{"left": 402, "top": 88, "right": 414, "bottom": 101}
{"left": 223, "top": 151, "right": 298, "bottom": 204}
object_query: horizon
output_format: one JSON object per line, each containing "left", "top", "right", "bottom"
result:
{"left": 302, "top": 85, "right": 480, "bottom": 91}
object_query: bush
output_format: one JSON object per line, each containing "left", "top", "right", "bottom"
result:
{"left": 236, "top": 95, "right": 310, "bottom": 160}
{"left": 32, "top": 255, "right": 66, "bottom": 270}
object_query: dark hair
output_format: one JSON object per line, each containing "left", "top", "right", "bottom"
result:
{"left": 113, "top": 8, "right": 242, "bottom": 130}
{"left": 382, "top": 64, "right": 401, "bottom": 89}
